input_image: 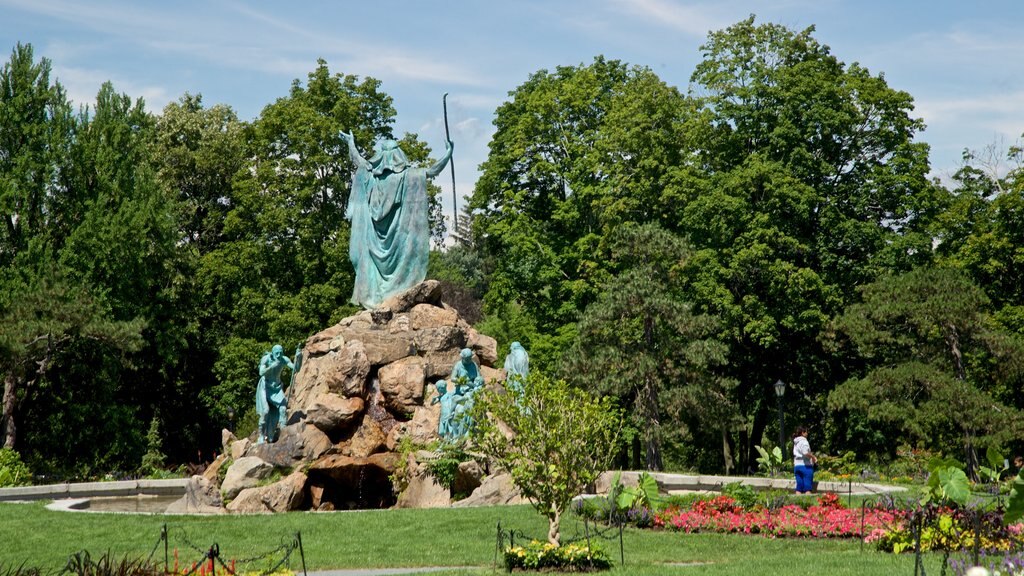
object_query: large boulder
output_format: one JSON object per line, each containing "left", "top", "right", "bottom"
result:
{"left": 452, "top": 471, "right": 527, "bottom": 507}
{"left": 378, "top": 280, "right": 443, "bottom": 313}
{"left": 395, "top": 458, "right": 451, "bottom": 509}
{"left": 454, "top": 460, "right": 485, "bottom": 497}
{"left": 167, "top": 475, "right": 225, "bottom": 514}
{"left": 226, "top": 471, "right": 307, "bottom": 513}
{"left": 291, "top": 341, "right": 371, "bottom": 412}
{"left": 246, "top": 422, "right": 332, "bottom": 468}
{"left": 378, "top": 356, "right": 426, "bottom": 414}
{"left": 230, "top": 438, "right": 251, "bottom": 461}
{"left": 221, "top": 457, "right": 274, "bottom": 501}
{"left": 467, "top": 328, "right": 499, "bottom": 367}
{"left": 305, "top": 395, "right": 364, "bottom": 433}
{"left": 201, "top": 454, "right": 228, "bottom": 487}
{"left": 339, "top": 412, "right": 387, "bottom": 458}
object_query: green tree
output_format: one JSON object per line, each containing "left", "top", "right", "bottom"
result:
{"left": 152, "top": 93, "right": 247, "bottom": 453}
{"left": 155, "top": 93, "right": 245, "bottom": 254}
{"left": 470, "top": 56, "right": 693, "bottom": 371}
{"left": 52, "top": 81, "right": 193, "bottom": 467}
{"left": 564, "top": 223, "right": 731, "bottom": 471}
{"left": 0, "top": 46, "right": 155, "bottom": 469}
{"left": 471, "top": 373, "right": 622, "bottom": 545}
{"left": 828, "top": 267, "right": 1024, "bottom": 479}
{"left": 672, "top": 16, "right": 942, "bottom": 467}
{"left": 936, "top": 141, "right": 1024, "bottom": 336}
{"left": 0, "top": 266, "right": 143, "bottom": 451}
{"left": 0, "top": 43, "right": 74, "bottom": 266}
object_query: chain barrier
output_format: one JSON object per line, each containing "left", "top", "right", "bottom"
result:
{"left": 59, "top": 526, "right": 306, "bottom": 576}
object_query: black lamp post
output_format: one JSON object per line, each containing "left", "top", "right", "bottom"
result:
{"left": 226, "top": 406, "right": 236, "bottom": 433}
{"left": 773, "top": 379, "right": 786, "bottom": 453}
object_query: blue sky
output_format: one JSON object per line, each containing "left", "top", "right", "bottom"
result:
{"left": 2, "top": 0, "right": 1023, "bottom": 227}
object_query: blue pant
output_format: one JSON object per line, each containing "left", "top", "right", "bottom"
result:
{"left": 794, "top": 465, "right": 814, "bottom": 493}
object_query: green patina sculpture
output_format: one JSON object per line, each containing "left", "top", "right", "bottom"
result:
{"left": 431, "top": 379, "right": 457, "bottom": 439}
{"left": 447, "top": 348, "right": 484, "bottom": 438}
{"left": 342, "top": 131, "right": 453, "bottom": 309}
{"left": 255, "top": 344, "right": 294, "bottom": 444}
{"left": 451, "top": 347, "right": 484, "bottom": 391}
{"left": 503, "top": 341, "right": 529, "bottom": 396}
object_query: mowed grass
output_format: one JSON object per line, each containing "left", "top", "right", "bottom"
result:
{"left": 0, "top": 501, "right": 945, "bottom": 575}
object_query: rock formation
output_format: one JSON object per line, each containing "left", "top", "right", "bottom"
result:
{"left": 213, "top": 280, "right": 506, "bottom": 512}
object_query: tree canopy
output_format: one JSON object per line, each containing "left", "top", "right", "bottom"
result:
{"left": 1, "top": 15, "right": 1023, "bottom": 477}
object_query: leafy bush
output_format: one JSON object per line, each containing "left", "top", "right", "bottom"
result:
{"left": 816, "top": 451, "right": 859, "bottom": 477}
{"left": 612, "top": 471, "right": 661, "bottom": 511}
{"left": 425, "top": 443, "right": 471, "bottom": 491}
{"left": 721, "top": 481, "right": 758, "bottom": 510}
{"left": 0, "top": 448, "right": 32, "bottom": 487}
{"left": 504, "top": 540, "right": 611, "bottom": 572}
{"left": 885, "top": 445, "right": 941, "bottom": 481}
{"left": 868, "top": 509, "right": 1024, "bottom": 555}
{"left": 754, "top": 445, "right": 784, "bottom": 477}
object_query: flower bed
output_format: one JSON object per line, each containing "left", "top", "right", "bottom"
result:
{"left": 654, "top": 492, "right": 901, "bottom": 539}
{"left": 504, "top": 540, "right": 612, "bottom": 572}
{"left": 866, "top": 508, "right": 1024, "bottom": 554}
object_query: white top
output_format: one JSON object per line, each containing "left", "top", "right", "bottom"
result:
{"left": 793, "top": 436, "right": 812, "bottom": 466}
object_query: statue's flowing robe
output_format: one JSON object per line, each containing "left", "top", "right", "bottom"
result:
{"left": 503, "top": 345, "right": 529, "bottom": 379}
{"left": 347, "top": 159, "right": 430, "bottom": 309}
{"left": 255, "top": 354, "right": 288, "bottom": 441}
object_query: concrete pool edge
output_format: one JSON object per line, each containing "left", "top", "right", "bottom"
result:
{"left": 0, "top": 478, "right": 189, "bottom": 503}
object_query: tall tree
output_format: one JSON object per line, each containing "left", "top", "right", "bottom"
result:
{"left": 828, "top": 267, "right": 1024, "bottom": 479}
{"left": 0, "top": 43, "right": 74, "bottom": 265}
{"left": 936, "top": 140, "right": 1024, "bottom": 336}
{"left": 564, "top": 223, "right": 731, "bottom": 471}
{"left": 672, "top": 16, "right": 943, "bottom": 467}
{"left": 471, "top": 56, "right": 693, "bottom": 371}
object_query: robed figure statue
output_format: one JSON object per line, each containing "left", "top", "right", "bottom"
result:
{"left": 256, "top": 344, "right": 294, "bottom": 444}
{"left": 342, "top": 132, "right": 453, "bottom": 309}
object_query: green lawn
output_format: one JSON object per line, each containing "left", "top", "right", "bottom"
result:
{"left": 0, "top": 501, "right": 946, "bottom": 575}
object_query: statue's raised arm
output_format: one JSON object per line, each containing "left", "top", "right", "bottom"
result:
{"left": 426, "top": 140, "right": 453, "bottom": 178}
{"left": 341, "top": 131, "right": 371, "bottom": 172}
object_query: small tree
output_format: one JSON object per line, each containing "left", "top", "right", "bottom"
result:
{"left": 471, "top": 373, "right": 622, "bottom": 545}
{"left": 139, "top": 416, "right": 167, "bottom": 477}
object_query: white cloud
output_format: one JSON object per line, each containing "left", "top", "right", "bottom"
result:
{"left": 50, "top": 64, "right": 171, "bottom": 113}
{"left": 917, "top": 91, "right": 1024, "bottom": 121}
{"left": 607, "top": 0, "right": 729, "bottom": 37}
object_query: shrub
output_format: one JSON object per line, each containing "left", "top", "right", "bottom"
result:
{"left": 503, "top": 540, "right": 611, "bottom": 572}
{"left": 0, "top": 448, "right": 32, "bottom": 487}
{"left": 722, "top": 481, "right": 758, "bottom": 510}
{"left": 425, "top": 443, "right": 471, "bottom": 492}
